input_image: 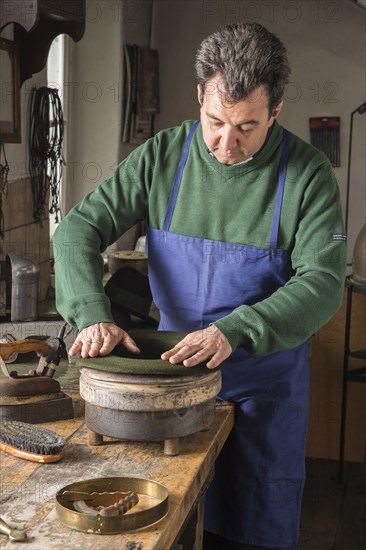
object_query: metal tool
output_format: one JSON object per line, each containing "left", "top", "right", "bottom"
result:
{"left": 0, "top": 324, "right": 67, "bottom": 381}
{"left": 0, "top": 339, "right": 53, "bottom": 380}
{"left": 0, "top": 517, "right": 27, "bottom": 542}
{"left": 0, "top": 325, "right": 74, "bottom": 423}
{"left": 0, "top": 253, "right": 39, "bottom": 322}
{"left": 56, "top": 476, "right": 169, "bottom": 534}
{"left": 62, "top": 489, "right": 139, "bottom": 517}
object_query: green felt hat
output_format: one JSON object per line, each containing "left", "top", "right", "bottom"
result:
{"left": 77, "top": 329, "right": 221, "bottom": 376}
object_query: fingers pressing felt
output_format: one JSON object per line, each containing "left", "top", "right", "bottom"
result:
{"left": 120, "top": 332, "right": 140, "bottom": 354}
{"left": 68, "top": 322, "right": 140, "bottom": 358}
{"left": 161, "top": 326, "right": 232, "bottom": 369}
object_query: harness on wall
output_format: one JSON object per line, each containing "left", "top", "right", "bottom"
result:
{"left": 29, "top": 87, "right": 64, "bottom": 224}
{"left": 0, "top": 143, "right": 10, "bottom": 250}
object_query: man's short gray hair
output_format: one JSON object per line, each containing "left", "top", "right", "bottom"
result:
{"left": 195, "top": 23, "right": 291, "bottom": 114}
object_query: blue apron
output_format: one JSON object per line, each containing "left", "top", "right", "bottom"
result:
{"left": 147, "top": 121, "right": 309, "bottom": 548}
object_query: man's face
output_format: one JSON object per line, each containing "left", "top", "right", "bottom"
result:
{"left": 198, "top": 76, "right": 283, "bottom": 165}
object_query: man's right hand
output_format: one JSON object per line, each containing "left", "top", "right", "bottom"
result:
{"left": 68, "top": 322, "right": 140, "bottom": 359}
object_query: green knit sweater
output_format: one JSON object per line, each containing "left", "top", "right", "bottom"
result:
{"left": 54, "top": 120, "right": 346, "bottom": 355}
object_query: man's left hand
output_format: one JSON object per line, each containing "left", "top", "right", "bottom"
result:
{"left": 161, "top": 325, "right": 232, "bottom": 369}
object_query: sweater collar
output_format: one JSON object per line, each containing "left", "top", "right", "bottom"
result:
{"left": 199, "top": 120, "right": 284, "bottom": 174}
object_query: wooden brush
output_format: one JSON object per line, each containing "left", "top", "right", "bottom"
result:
{"left": 0, "top": 421, "right": 66, "bottom": 463}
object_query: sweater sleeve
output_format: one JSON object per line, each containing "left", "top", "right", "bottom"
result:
{"left": 213, "top": 158, "right": 346, "bottom": 355}
{"left": 53, "top": 140, "right": 153, "bottom": 330}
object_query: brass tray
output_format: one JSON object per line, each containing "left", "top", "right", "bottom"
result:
{"left": 56, "top": 476, "right": 169, "bottom": 534}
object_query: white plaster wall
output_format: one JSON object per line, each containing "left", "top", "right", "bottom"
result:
{"left": 65, "top": 0, "right": 152, "bottom": 212}
{"left": 64, "top": 0, "right": 125, "bottom": 209}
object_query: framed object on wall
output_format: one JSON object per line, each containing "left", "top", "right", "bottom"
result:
{"left": 309, "top": 116, "right": 340, "bottom": 167}
{"left": 0, "top": 37, "right": 21, "bottom": 143}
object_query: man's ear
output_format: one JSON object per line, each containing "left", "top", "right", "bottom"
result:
{"left": 197, "top": 83, "right": 203, "bottom": 106}
{"left": 271, "top": 99, "right": 284, "bottom": 120}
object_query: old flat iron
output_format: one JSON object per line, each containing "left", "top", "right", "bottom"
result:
{"left": 0, "top": 325, "right": 74, "bottom": 423}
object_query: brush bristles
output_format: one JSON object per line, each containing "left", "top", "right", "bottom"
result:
{"left": 0, "top": 421, "right": 66, "bottom": 455}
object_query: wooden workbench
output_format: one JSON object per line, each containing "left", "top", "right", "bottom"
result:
{"left": 0, "top": 402, "right": 234, "bottom": 549}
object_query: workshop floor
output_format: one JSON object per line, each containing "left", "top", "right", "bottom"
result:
{"left": 299, "top": 459, "right": 365, "bottom": 550}
{"left": 203, "top": 459, "right": 366, "bottom": 550}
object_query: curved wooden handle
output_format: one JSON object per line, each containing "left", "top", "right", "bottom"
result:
{"left": 0, "top": 339, "right": 51, "bottom": 361}
{"left": 0, "top": 441, "right": 63, "bottom": 463}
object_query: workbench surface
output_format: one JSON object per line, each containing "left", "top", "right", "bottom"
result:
{"left": 0, "top": 402, "right": 234, "bottom": 549}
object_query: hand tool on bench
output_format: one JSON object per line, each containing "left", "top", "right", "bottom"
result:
{"left": 0, "top": 325, "right": 74, "bottom": 423}
{"left": 0, "top": 517, "right": 27, "bottom": 542}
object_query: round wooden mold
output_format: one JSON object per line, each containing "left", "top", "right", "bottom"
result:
{"left": 78, "top": 330, "right": 222, "bottom": 454}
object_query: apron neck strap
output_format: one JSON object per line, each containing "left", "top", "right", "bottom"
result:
{"left": 269, "top": 129, "right": 290, "bottom": 249}
{"left": 163, "top": 121, "right": 200, "bottom": 232}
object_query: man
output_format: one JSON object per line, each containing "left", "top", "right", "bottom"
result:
{"left": 54, "top": 23, "right": 346, "bottom": 549}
